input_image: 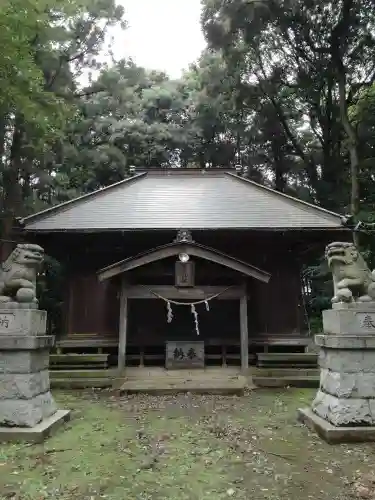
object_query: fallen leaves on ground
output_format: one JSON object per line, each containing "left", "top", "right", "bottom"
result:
{"left": 0, "top": 389, "right": 374, "bottom": 499}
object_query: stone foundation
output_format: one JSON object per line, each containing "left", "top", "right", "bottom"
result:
{"left": 311, "top": 334, "right": 375, "bottom": 427}
{"left": 0, "top": 309, "right": 69, "bottom": 438}
{"left": 297, "top": 407, "right": 375, "bottom": 444}
{"left": 0, "top": 392, "right": 57, "bottom": 428}
{"left": 299, "top": 304, "right": 375, "bottom": 441}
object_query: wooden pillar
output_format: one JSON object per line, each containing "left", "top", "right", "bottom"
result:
{"left": 240, "top": 290, "right": 249, "bottom": 373}
{"left": 118, "top": 276, "right": 128, "bottom": 373}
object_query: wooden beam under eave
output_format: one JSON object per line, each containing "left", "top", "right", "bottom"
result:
{"left": 98, "top": 243, "right": 270, "bottom": 283}
{"left": 187, "top": 246, "right": 270, "bottom": 283}
{"left": 98, "top": 245, "right": 182, "bottom": 281}
{"left": 123, "top": 285, "right": 245, "bottom": 300}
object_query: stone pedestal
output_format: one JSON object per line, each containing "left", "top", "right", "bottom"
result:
{"left": 322, "top": 302, "right": 375, "bottom": 335}
{"left": 298, "top": 304, "right": 375, "bottom": 443}
{"left": 0, "top": 310, "right": 70, "bottom": 442}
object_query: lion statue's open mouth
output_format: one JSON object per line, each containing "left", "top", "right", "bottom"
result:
{"left": 326, "top": 241, "right": 358, "bottom": 268}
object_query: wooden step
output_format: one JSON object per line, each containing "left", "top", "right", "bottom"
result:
{"left": 257, "top": 353, "right": 318, "bottom": 362}
{"left": 119, "top": 377, "right": 247, "bottom": 395}
{"left": 50, "top": 364, "right": 109, "bottom": 370}
{"left": 251, "top": 368, "right": 319, "bottom": 377}
{"left": 123, "top": 368, "right": 242, "bottom": 380}
{"left": 49, "top": 369, "right": 116, "bottom": 379}
{"left": 50, "top": 354, "right": 109, "bottom": 363}
{"left": 253, "top": 376, "right": 319, "bottom": 388}
{"left": 257, "top": 352, "right": 318, "bottom": 368}
{"left": 51, "top": 378, "right": 115, "bottom": 389}
{"left": 50, "top": 354, "right": 109, "bottom": 370}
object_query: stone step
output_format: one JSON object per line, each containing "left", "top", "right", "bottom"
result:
{"left": 253, "top": 376, "right": 319, "bottom": 388}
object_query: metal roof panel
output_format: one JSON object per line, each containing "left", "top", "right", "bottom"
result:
{"left": 23, "top": 171, "right": 343, "bottom": 231}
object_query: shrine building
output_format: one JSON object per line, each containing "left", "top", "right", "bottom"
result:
{"left": 19, "top": 168, "right": 348, "bottom": 377}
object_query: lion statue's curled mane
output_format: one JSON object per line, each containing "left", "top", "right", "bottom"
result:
{"left": 0, "top": 243, "right": 44, "bottom": 309}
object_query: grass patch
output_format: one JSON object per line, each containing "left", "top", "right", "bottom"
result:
{"left": 1, "top": 388, "right": 374, "bottom": 499}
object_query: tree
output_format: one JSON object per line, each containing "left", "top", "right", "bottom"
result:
{"left": 350, "top": 84, "right": 375, "bottom": 220}
{"left": 0, "top": 0, "right": 125, "bottom": 257}
{"left": 201, "top": 0, "right": 375, "bottom": 215}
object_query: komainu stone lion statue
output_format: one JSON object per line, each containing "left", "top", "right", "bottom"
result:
{"left": 325, "top": 241, "right": 375, "bottom": 304}
{"left": 0, "top": 243, "right": 44, "bottom": 309}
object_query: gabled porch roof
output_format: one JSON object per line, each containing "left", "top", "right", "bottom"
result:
{"left": 97, "top": 241, "right": 271, "bottom": 283}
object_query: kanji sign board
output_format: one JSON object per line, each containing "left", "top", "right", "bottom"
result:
{"left": 165, "top": 341, "right": 205, "bottom": 369}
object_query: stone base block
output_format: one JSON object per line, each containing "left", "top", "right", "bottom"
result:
{"left": 0, "top": 309, "right": 46, "bottom": 336}
{"left": 316, "top": 334, "right": 375, "bottom": 350}
{"left": 297, "top": 407, "right": 375, "bottom": 444}
{"left": 323, "top": 308, "right": 375, "bottom": 334}
{"left": 332, "top": 302, "right": 375, "bottom": 311}
{"left": 320, "top": 368, "right": 375, "bottom": 398}
{"left": 312, "top": 390, "right": 375, "bottom": 426}
{"left": 0, "top": 335, "right": 54, "bottom": 350}
{"left": 0, "top": 370, "right": 50, "bottom": 399}
{"left": 0, "top": 350, "right": 49, "bottom": 374}
{"left": 0, "top": 409, "right": 71, "bottom": 443}
{"left": 0, "top": 391, "right": 57, "bottom": 427}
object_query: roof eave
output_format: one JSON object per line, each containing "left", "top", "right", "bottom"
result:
{"left": 22, "top": 225, "right": 346, "bottom": 233}
{"left": 20, "top": 172, "right": 147, "bottom": 225}
{"left": 226, "top": 172, "right": 343, "bottom": 225}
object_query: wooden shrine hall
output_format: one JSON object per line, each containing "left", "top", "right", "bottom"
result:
{"left": 19, "top": 168, "right": 348, "bottom": 382}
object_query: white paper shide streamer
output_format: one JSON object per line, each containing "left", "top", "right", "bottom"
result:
{"left": 142, "top": 285, "right": 232, "bottom": 336}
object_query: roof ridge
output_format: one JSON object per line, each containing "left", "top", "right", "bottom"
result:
{"left": 226, "top": 172, "right": 342, "bottom": 223}
{"left": 20, "top": 173, "right": 147, "bottom": 224}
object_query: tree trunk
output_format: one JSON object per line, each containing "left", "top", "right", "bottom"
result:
{"left": 337, "top": 72, "right": 360, "bottom": 245}
{"left": 272, "top": 141, "right": 287, "bottom": 192}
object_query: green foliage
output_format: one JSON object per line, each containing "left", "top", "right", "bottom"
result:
{"left": 0, "top": 0, "right": 126, "bottom": 230}
{"left": 0, "top": 0, "right": 52, "bottom": 124}
{"left": 302, "top": 259, "right": 332, "bottom": 331}
{"left": 202, "top": 0, "right": 375, "bottom": 211}
{"left": 37, "top": 255, "right": 65, "bottom": 335}
{"left": 350, "top": 84, "right": 375, "bottom": 215}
